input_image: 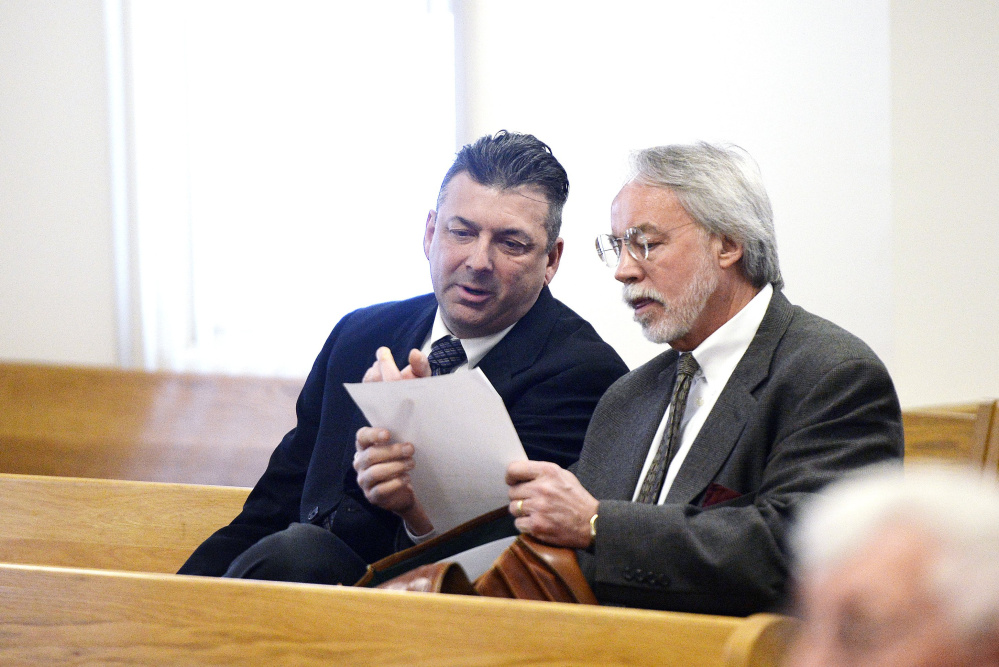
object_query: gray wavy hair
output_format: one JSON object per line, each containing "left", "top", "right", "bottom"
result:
{"left": 629, "top": 142, "right": 783, "bottom": 289}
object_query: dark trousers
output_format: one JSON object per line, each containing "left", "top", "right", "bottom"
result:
{"left": 223, "top": 522, "right": 368, "bottom": 585}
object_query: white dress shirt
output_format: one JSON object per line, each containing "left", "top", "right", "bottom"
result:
{"left": 632, "top": 284, "right": 774, "bottom": 504}
{"left": 422, "top": 309, "right": 515, "bottom": 370}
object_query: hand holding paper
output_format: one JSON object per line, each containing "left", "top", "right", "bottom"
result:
{"left": 355, "top": 346, "right": 434, "bottom": 535}
{"left": 346, "top": 367, "right": 527, "bottom": 535}
{"left": 354, "top": 426, "right": 433, "bottom": 536}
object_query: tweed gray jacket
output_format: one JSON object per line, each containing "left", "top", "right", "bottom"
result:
{"left": 573, "top": 290, "right": 904, "bottom": 615}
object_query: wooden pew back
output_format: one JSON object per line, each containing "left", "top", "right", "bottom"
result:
{"left": 0, "top": 473, "right": 249, "bottom": 573}
{"left": 0, "top": 361, "right": 301, "bottom": 486}
{"left": 0, "top": 563, "right": 797, "bottom": 667}
{"left": 902, "top": 400, "right": 997, "bottom": 469}
{"left": 978, "top": 400, "right": 999, "bottom": 474}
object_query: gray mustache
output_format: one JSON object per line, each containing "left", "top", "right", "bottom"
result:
{"left": 622, "top": 285, "right": 665, "bottom": 307}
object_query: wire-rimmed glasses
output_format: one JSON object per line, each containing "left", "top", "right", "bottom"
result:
{"left": 595, "top": 228, "right": 649, "bottom": 267}
{"left": 595, "top": 223, "right": 696, "bottom": 268}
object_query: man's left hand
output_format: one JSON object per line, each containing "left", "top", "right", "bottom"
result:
{"left": 362, "top": 346, "right": 431, "bottom": 382}
{"left": 506, "top": 460, "right": 598, "bottom": 549}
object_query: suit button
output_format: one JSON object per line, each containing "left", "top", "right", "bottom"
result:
{"left": 307, "top": 506, "right": 319, "bottom": 520}
{"left": 622, "top": 568, "right": 633, "bottom": 581}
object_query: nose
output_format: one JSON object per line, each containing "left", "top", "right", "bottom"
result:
{"left": 613, "top": 248, "right": 642, "bottom": 284}
{"left": 465, "top": 237, "right": 494, "bottom": 272}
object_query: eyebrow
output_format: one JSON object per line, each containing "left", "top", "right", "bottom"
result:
{"left": 450, "top": 216, "right": 535, "bottom": 240}
{"left": 627, "top": 223, "right": 662, "bottom": 235}
{"left": 449, "top": 216, "right": 480, "bottom": 230}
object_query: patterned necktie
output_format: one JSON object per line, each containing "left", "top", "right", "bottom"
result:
{"left": 636, "top": 352, "right": 700, "bottom": 504}
{"left": 427, "top": 335, "right": 467, "bottom": 376}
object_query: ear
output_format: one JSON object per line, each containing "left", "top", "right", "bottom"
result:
{"left": 543, "top": 237, "right": 564, "bottom": 285}
{"left": 717, "top": 235, "right": 743, "bottom": 270}
{"left": 423, "top": 210, "right": 437, "bottom": 260}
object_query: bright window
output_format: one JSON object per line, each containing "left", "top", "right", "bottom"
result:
{"left": 128, "top": 1, "right": 456, "bottom": 377}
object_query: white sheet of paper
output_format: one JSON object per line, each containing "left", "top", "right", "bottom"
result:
{"left": 344, "top": 368, "right": 526, "bottom": 534}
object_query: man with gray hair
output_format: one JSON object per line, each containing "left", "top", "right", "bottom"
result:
{"left": 786, "top": 462, "right": 999, "bottom": 666}
{"left": 505, "top": 141, "right": 904, "bottom": 614}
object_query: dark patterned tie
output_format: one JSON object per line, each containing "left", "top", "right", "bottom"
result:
{"left": 427, "top": 335, "right": 467, "bottom": 376}
{"left": 636, "top": 352, "right": 700, "bottom": 504}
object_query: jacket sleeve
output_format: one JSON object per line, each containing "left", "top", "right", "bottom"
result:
{"left": 177, "top": 322, "right": 341, "bottom": 576}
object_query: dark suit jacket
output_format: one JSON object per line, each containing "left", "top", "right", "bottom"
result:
{"left": 180, "top": 286, "right": 628, "bottom": 575}
{"left": 573, "top": 290, "right": 904, "bottom": 615}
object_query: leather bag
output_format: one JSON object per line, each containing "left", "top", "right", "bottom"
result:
{"left": 472, "top": 533, "right": 597, "bottom": 603}
{"left": 354, "top": 507, "right": 516, "bottom": 588}
{"left": 356, "top": 508, "right": 596, "bottom": 604}
{"left": 374, "top": 561, "right": 477, "bottom": 595}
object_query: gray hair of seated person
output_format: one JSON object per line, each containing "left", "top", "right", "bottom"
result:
{"left": 792, "top": 462, "right": 999, "bottom": 640}
{"left": 628, "top": 142, "right": 783, "bottom": 290}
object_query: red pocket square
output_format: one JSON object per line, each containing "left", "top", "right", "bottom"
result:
{"left": 702, "top": 483, "right": 742, "bottom": 508}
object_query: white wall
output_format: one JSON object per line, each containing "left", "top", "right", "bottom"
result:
{"left": 1, "top": 0, "right": 997, "bottom": 409}
{"left": 0, "top": 0, "right": 118, "bottom": 365}
{"left": 891, "top": 0, "right": 999, "bottom": 407}
{"left": 457, "top": 1, "right": 893, "bottom": 374}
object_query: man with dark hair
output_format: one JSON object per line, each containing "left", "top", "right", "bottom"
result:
{"left": 178, "top": 131, "right": 628, "bottom": 584}
{"left": 505, "top": 141, "right": 903, "bottom": 615}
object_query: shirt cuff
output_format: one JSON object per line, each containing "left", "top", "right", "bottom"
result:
{"left": 405, "top": 522, "right": 438, "bottom": 544}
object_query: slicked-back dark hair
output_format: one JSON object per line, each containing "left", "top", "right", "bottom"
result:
{"left": 436, "top": 130, "right": 569, "bottom": 251}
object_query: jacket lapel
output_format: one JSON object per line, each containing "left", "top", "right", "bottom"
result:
{"left": 388, "top": 296, "right": 437, "bottom": 367}
{"left": 476, "top": 286, "right": 558, "bottom": 390}
{"left": 664, "top": 291, "right": 795, "bottom": 504}
{"left": 581, "top": 349, "right": 678, "bottom": 500}
{"left": 621, "top": 358, "right": 678, "bottom": 497}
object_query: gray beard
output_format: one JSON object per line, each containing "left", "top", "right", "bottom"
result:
{"left": 623, "top": 258, "right": 719, "bottom": 345}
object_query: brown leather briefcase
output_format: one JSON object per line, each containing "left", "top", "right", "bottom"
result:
{"left": 356, "top": 508, "right": 596, "bottom": 604}
{"left": 472, "top": 533, "right": 597, "bottom": 603}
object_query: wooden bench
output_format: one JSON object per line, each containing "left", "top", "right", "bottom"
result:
{"left": 902, "top": 399, "right": 998, "bottom": 469}
{"left": 0, "top": 563, "right": 797, "bottom": 666}
{"left": 0, "top": 361, "right": 302, "bottom": 486}
{"left": 7, "top": 397, "right": 998, "bottom": 576}
{"left": 0, "top": 473, "right": 249, "bottom": 573}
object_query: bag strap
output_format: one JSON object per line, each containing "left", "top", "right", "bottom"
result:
{"left": 355, "top": 506, "right": 516, "bottom": 588}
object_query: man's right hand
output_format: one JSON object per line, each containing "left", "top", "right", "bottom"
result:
{"left": 354, "top": 426, "right": 433, "bottom": 536}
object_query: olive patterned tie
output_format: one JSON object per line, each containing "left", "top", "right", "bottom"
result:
{"left": 636, "top": 352, "right": 700, "bottom": 504}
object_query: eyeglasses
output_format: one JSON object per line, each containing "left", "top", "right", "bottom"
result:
{"left": 594, "top": 223, "right": 695, "bottom": 268}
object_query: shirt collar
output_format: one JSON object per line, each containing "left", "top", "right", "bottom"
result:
{"left": 686, "top": 283, "right": 773, "bottom": 387}
{"left": 426, "top": 309, "right": 516, "bottom": 369}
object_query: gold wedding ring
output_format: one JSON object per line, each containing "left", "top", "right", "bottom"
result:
{"left": 516, "top": 499, "right": 525, "bottom": 517}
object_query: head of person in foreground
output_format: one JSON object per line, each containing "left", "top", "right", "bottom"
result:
{"left": 786, "top": 462, "right": 999, "bottom": 667}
